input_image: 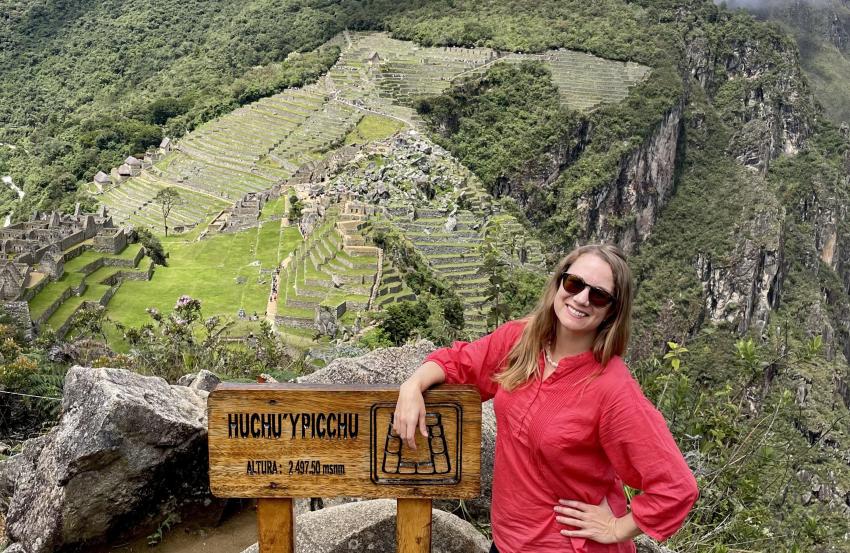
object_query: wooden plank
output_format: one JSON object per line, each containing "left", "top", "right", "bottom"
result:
{"left": 208, "top": 384, "right": 481, "bottom": 499}
{"left": 397, "top": 498, "right": 432, "bottom": 553}
{"left": 257, "top": 498, "right": 294, "bottom": 553}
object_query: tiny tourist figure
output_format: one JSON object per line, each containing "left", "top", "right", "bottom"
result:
{"left": 394, "top": 244, "right": 698, "bottom": 552}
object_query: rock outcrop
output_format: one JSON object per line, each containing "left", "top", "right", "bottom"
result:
{"left": 686, "top": 18, "right": 812, "bottom": 173}
{"left": 574, "top": 102, "right": 684, "bottom": 254}
{"left": 240, "top": 499, "right": 489, "bottom": 553}
{"left": 298, "top": 340, "right": 436, "bottom": 385}
{"left": 176, "top": 368, "right": 222, "bottom": 392}
{"left": 694, "top": 194, "right": 785, "bottom": 336}
{"left": 1, "top": 366, "right": 209, "bottom": 553}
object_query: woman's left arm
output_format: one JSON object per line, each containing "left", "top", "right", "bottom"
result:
{"left": 592, "top": 376, "right": 699, "bottom": 542}
{"left": 556, "top": 374, "right": 699, "bottom": 543}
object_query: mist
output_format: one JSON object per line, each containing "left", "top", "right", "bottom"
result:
{"left": 718, "top": 0, "right": 835, "bottom": 8}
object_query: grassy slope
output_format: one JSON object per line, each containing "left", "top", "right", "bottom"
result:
{"left": 106, "top": 224, "right": 300, "bottom": 328}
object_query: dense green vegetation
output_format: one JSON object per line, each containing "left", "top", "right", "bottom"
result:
{"left": 371, "top": 226, "right": 466, "bottom": 344}
{"left": 418, "top": 62, "right": 579, "bottom": 203}
{"left": 418, "top": 47, "right": 682, "bottom": 251}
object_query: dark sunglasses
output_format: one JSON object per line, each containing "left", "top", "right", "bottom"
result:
{"left": 560, "top": 273, "right": 616, "bottom": 308}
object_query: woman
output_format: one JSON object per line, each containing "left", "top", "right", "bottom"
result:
{"left": 394, "top": 244, "right": 698, "bottom": 552}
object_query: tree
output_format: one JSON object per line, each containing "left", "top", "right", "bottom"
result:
{"left": 132, "top": 227, "right": 167, "bottom": 266}
{"left": 153, "top": 187, "right": 181, "bottom": 237}
{"left": 288, "top": 194, "right": 303, "bottom": 222}
{"left": 482, "top": 247, "right": 510, "bottom": 329}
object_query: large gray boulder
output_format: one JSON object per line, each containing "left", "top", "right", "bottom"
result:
{"left": 240, "top": 499, "right": 489, "bottom": 553}
{"left": 176, "top": 369, "right": 221, "bottom": 392}
{"left": 1, "top": 366, "right": 209, "bottom": 553}
{"left": 298, "top": 341, "right": 496, "bottom": 520}
{"left": 298, "top": 340, "right": 436, "bottom": 385}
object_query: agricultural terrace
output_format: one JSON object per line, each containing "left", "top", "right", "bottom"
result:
{"left": 99, "top": 168, "right": 230, "bottom": 231}
{"left": 275, "top": 202, "right": 415, "bottom": 338}
{"left": 375, "top": 207, "right": 544, "bottom": 336}
{"left": 28, "top": 243, "right": 149, "bottom": 337}
{"left": 98, "top": 31, "right": 649, "bottom": 234}
{"left": 329, "top": 33, "right": 651, "bottom": 115}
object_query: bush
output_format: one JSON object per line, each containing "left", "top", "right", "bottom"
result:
{"left": 132, "top": 227, "right": 167, "bottom": 266}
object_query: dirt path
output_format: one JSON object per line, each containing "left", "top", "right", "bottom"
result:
{"left": 101, "top": 504, "right": 257, "bottom": 553}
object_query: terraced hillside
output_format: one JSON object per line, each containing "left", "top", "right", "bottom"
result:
{"left": 373, "top": 207, "right": 544, "bottom": 336}
{"left": 329, "top": 33, "right": 650, "bottom": 116}
{"left": 504, "top": 50, "right": 650, "bottom": 111}
{"left": 313, "top": 131, "right": 545, "bottom": 336}
{"left": 27, "top": 243, "right": 151, "bottom": 338}
{"left": 99, "top": 170, "right": 230, "bottom": 232}
{"left": 98, "top": 31, "right": 649, "bottom": 232}
{"left": 275, "top": 202, "right": 415, "bottom": 338}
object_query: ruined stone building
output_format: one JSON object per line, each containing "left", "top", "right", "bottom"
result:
{"left": 0, "top": 205, "right": 130, "bottom": 334}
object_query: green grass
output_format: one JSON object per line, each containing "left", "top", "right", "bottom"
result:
{"left": 28, "top": 243, "right": 147, "bottom": 324}
{"left": 105, "top": 223, "right": 302, "bottom": 329}
{"left": 259, "top": 196, "right": 286, "bottom": 220}
{"left": 28, "top": 275, "right": 82, "bottom": 320}
{"left": 62, "top": 243, "right": 143, "bottom": 273}
{"left": 84, "top": 265, "right": 124, "bottom": 284}
{"left": 46, "top": 283, "right": 111, "bottom": 329}
{"left": 343, "top": 114, "right": 407, "bottom": 145}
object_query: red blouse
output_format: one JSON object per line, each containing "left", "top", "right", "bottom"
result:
{"left": 424, "top": 320, "right": 698, "bottom": 553}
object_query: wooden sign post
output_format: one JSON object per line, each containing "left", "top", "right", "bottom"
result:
{"left": 208, "top": 383, "right": 481, "bottom": 553}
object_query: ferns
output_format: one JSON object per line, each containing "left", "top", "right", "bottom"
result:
{"left": 27, "top": 365, "right": 66, "bottom": 421}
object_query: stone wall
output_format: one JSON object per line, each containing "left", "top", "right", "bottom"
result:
{"left": 274, "top": 315, "right": 316, "bottom": 330}
{"left": 2, "top": 301, "right": 33, "bottom": 340}
{"left": 93, "top": 228, "right": 127, "bottom": 254}
{"left": 21, "top": 276, "right": 50, "bottom": 302}
{"left": 59, "top": 229, "right": 88, "bottom": 252}
{"left": 61, "top": 243, "right": 90, "bottom": 264}
{"left": 34, "top": 287, "right": 74, "bottom": 326}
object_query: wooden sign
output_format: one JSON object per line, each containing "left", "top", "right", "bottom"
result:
{"left": 207, "top": 383, "right": 481, "bottom": 499}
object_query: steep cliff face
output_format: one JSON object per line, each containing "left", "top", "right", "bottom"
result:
{"left": 693, "top": 201, "right": 785, "bottom": 336}
{"left": 676, "top": 14, "right": 823, "bottom": 339}
{"left": 573, "top": 102, "right": 684, "bottom": 254}
{"left": 688, "top": 22, "right": 813, "bottom": 173}
{"left": 490, "top": 120, "right": 591, "bottom": 219}
{"left": 793, "top": 165, "right": 850, "bottom": 361}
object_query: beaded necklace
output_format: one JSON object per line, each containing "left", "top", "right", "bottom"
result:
{"left": 543, "top": 342, "right": 559, "bottom": 369}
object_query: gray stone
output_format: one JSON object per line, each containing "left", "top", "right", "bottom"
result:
{"left": 635, "top": 535, "right": 676, "bottom": 553}
{"left": 189, "top": 369, "right": 221, "bottom": 392}
{"left": 444, "top": 215, "right": 458, "bottom": 233}
{"left": 240, "top": 499, "right": 488, "bottom": 553}
{"left": 3, "top": 544, "right": 25, "bottom": 553}
{"left": 3, "top": 366, "right": 209, "bottom": 553}
{"left": 298, "top": 340, "right": 435, "bottom": 385}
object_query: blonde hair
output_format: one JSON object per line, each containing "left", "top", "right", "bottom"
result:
{"left": 494, "top": 244, "right": 633, "bottom": 391}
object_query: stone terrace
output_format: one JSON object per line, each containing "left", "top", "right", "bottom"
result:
{"left": 275, "top": 202, "right": 414, "bottom": 337}
{"left": 98, "top": 31, "right": 649, "bottom": 233}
